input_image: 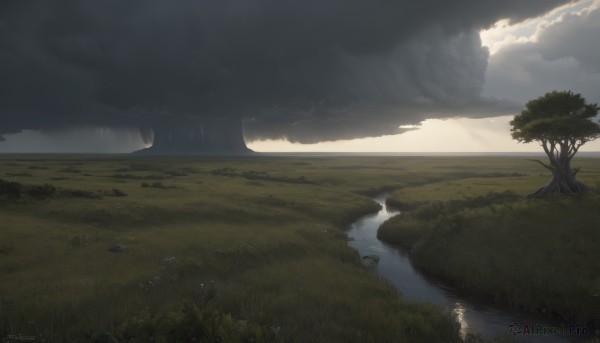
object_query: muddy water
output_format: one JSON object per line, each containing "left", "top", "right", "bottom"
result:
{"left": 347, "top": 194, "right": 584, "bottom": 342}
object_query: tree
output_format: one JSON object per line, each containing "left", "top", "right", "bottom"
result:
{"left": 510, "top": 91, "right": 600, "bottom": 199}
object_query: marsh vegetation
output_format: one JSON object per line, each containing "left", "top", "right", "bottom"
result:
{"left": 380, "top": 158, "right": 600, "bottom": 334}
{"left": 0, "top": 155, "right": 598, "bottom": 342}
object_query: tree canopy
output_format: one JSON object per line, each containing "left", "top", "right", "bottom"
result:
{"left": 510, "top": 91, "right": 600, "bottom": 198}
{"left": 511, "top": 91, "right": 600, "bottom": 156}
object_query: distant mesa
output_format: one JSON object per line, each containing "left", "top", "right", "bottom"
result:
{"left": 134, "top": 117, "right": 253, "bottom": 155}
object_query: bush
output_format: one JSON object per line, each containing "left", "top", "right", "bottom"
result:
{"left": 141, "top": 182, "right": 175, "bottom": 189}
{"left": 27, "top": 184, "right": 57, "bottom": 199}
{"left": 59, "top": 167, "right": 81, "bottom": 173}
{"left": 6, "top": 172, "right": 32, "bottom": 177}
{"left": 110, "top": 189, "right": 128, "bottom": 197}
{"left": 62, "top": 189, "right": 101, "bottom": 199}
{"left": 0, "top": 179, "right": 23, "bottom": 199}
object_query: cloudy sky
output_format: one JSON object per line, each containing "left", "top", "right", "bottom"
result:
{"left": 1, "top": 0, "right": 599, "bottom": 153}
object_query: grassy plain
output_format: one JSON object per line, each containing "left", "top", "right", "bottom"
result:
{"left": 1, "top": 155, "right": 598, "bottom": 342}
{"left": 0, "top": 155, "right": 468, "bottom": 343}
{"left": 380, "top": 156, "right": 600, "bottom": 332}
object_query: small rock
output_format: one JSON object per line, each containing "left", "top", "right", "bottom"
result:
{"left": 108, "top": 244, "right": 126, "bottom": 253}
{"left": 362, "top": 254, "right": 380, "bottom": 263}
{"left": 162, "top": 256, "right": 177, "bottom": 265}
{"left": 361, "top": 255, "right": 380, "bottom": 268}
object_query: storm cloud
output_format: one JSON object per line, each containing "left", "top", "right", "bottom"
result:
{"left": 484, "top": 4, "right": 600, "bottom": 106}
{"left": 0, "top": 0, "right": 574, "bottom": 144}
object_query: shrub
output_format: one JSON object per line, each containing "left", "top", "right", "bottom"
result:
{"left": 62, "top": 189, "right": 101, "bottom": 199}
{"left": 59, "top": 167, "right": 81, "bottom": 173}
{"left": 141, "top": 182, "right": 175, "bottom": 189}
{"left": 27, "top": 184, "right": 57, "bottom": 199}
{"left": 0, "top": 179, "right": 23, "bottom": 198}
{"left": 110, "top": 189, "right": 128, "bottom": 197}
{"left": 5, "top": 172, "right": 32, "bottom": 177}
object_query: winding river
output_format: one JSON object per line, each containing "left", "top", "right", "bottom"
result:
{"left": 347, "top": 194, "right": 584, "bottom": 342}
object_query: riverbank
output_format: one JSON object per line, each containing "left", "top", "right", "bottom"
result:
{"left": 379, "top": 176, "right": 600, "bottom": 335}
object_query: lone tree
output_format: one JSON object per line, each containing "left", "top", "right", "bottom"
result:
{"left": 511, "top": 91, "right": 600, "bottom": 199}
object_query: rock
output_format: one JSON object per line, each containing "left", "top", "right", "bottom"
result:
{"left": 108, "top": 244, "right": 126, "bottom": 253}
{"left": 362, "top": 254, "right": 380, "bottom": 263}
{"left": 162, "top": 256, "right": 177, "bottom": 265}
{"left": 361, "top": 255, "right": 380, "bottom": 268}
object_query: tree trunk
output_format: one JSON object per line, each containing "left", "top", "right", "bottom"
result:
{"left": 527, "top": 156, "right": 589, "bottom": 199}
{"left": 134, "top": 117, "right": 252, "bottom": 155}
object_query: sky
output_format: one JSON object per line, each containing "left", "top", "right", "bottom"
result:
{"left": 252, "top": 0, "right": 600, "bottom": 153}
{"left": 1, "top": 0, "right": 599, "bottom": 153}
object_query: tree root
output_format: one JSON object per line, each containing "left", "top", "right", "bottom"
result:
{"left": 526, "top": 180, "right": 591, "bottom": 199}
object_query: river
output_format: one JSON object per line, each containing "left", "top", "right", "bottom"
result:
{"left": 347, "top": 194, "right": 587, "bottom": 342}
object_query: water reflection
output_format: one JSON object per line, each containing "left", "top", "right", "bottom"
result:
{"left": 347, "top": 194, "right": 577, "bottom": 342}
{"left": 453, "top": 302, "right": 468, "bottom": 339}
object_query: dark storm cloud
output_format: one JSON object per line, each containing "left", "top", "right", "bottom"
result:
{"left": 0, "top": 0, "right": 573, "bottom": 142}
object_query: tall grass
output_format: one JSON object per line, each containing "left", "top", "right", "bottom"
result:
{"left": 0, "top": 156, "right": 472, "bottom": 342}
{"left": 379, "top": 173, "right": 600, "bottom": 331}
{"left": 2, "top": 155, "right": 599, "bottom": 341}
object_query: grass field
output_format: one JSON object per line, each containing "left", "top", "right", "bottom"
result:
{"left": 379, "top": 157, "right": 600, "bottom": 333}
{"left": 0, "top": 155, "right": 463, "bottom": 343}
{"left": 1, "top": 155, "right": 598, "bottom": 342}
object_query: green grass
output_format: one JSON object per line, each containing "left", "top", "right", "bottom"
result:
{"left": 1, "top": 155, "right": 469, "bottom": 342}
{"left": 411, "top": 197, "right": 600, "bottom": 323}
{"left": 379, "top": 157, "right": 600, "bottom": 330}
{"left": 2, "top": 155, "right": 598, "bottom": 341}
